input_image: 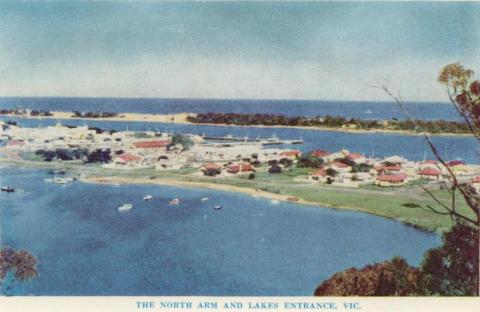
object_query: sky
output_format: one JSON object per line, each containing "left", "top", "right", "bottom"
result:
{"left": 1, "top": 1, "right": 479, "bottom": 101}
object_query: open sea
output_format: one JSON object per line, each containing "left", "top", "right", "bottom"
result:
{"left": 0, "top": 97, "right": 473, "bottom": 295}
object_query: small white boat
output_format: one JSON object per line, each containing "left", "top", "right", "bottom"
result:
{"left": 118, "top": 203, "right": 133, "bottom": 212}
{"left": 365, "top": 110, "right": 373, "bottom": 114}
{"left": 143, "top": 195, "right": 153, "bottom": 201}
{"left": 53, "top": 178, "right": 68, "bottom": 184}
{"left": 270, "top": 200, "right": 280, "bottom": 205}
{"left": 213, "top": 205, "right": 222, "bottom": 210}
{"left": 169, "top": 198, "right": 180, "bottom": 205}
{"left": 1, "top": 186, "right": 15, "bottom": 193}
{"left": 44, "top": 178, "right": 53, "bottom": 183}
{"left": 201, "top": 197, "right": 209, "bottom": 202}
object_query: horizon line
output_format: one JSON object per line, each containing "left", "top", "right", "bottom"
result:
{"left": 0, "top": 95, "right": 450, "bottom": 104}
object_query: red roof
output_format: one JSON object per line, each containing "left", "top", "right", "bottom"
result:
{"left": 280, "top": 150, "right": 302, "bottom": 157}
{"left": 377, "top": 173, "right": 407, "bottom": 182}
{"left": 447, "top": 160, "right": 465, "bottom": 167}
{"left": 311, "top": 169, "right": 327, "bottom": 177}
{"left": 419, "top": 168, "right": 442, "bottom": 176}
{"left": 227, "top": 163, "right": 253, "bottom": 173}
{"left": 347, "top": 153, "right": 363, "bottom": 159}
{"left": 472, "top": 176, "right": 480, "bottom": 184}
{"left": 203, "top": 162, "right": 222, "bottom": 170}
{"left": 311, "top": 150, "right": 331, "bottom": 158}
{"left": 133, "top": 140, "right": 170, "bottom": 148}
{"left": 384, "top": 165, "right": 402, "bottom": 171}
{"left": 332, "top": 161, "right": 350, "bottom": 168}
{"left": 117, "top": 153, "right": 141, "bottom": 162}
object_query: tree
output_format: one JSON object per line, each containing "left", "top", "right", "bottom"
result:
{"left": 297, "top": 154, "right": 324, "bottom": 168}
{"left": 268, "top": 164, "right": 282, "bottom": 174}
{"left": 169, "top": 133, "right": 193, "bottom": 150}
{"left": 418, "top": 222, "right": 479, "bottom": 296}
{"left": 314, "top": 257, "right": 419, "bottom": 296}
{"left": 1, "top": 247, "right": 38, "bottom": 294}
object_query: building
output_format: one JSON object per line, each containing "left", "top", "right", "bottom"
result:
{"left": 227, "top": 163, "right": 254, "bottom": 174}
{"left": 279, "top": 150, "right": 302, "bottom": 160}
{"left": 418, "top": 168, "right": 442, "bottom": 180}
{"left": 375, "top": 173, "right": 408, "bottom": 187}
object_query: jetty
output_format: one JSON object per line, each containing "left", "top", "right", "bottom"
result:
{"left": 202, "top": 134, "right": 303, "bottom": 145}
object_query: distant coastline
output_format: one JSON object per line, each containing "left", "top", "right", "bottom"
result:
{"left": 0, "top": 110, "right": 472, "bottom": 137}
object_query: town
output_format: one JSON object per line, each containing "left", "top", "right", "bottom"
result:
{"left": 1, "top": 120, "right": 479, "bottom": 193}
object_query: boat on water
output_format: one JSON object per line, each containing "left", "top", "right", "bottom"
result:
{"left": 365, "top": 110, "right": 373, "bottom": 114}
{"left": 201, "top": 197, "right": 209, "bottom": 202}
{"left": 1, "top": 186, "right": 15, "bottom": 193}
{"left": 270, "top": 200, "right": 280, "bottom": 205}
{"left": 169, "top": 198, "right": 180, "bottom": 205}
{"left": 143, "top": 195, "right": 153, "bottom": 201}
{"left": 213, "top": 205, "right": 222, "bottom": 210}
{"left": 53, "top": 178, "right": 68, "bottom": 184}
{"left": 118, "top": 203, "right": 133, "bottom": 212}
{"left": 44, "top": 178, "right": 53, "bottom": 183}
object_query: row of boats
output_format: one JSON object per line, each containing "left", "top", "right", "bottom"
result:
{"left": 118, "top": 195, "right": 222, "bottom": 212}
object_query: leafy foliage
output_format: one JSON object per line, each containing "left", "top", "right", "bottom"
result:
{"left": 0, "top": 247, "right": 38, "bottom": 282}
{"left": 418, "top": 222, "right": 479, "bottom": 296}
{"left": 314, "top": 257, "right": 419, "bottom": 296}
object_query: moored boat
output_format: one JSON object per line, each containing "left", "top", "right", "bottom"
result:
{"left": 201, "top": 197, "right": 209, "bottom": 202}
{"left": 118, "top": 203, "right": 133, "bottom": 212}
{"left": 53, "top": 178, "right": 68, "bottom": 184}
{"left": 213, "top": 205, "right": 222, "bottom": 210}
{"left": 1, "top": 186, "right": 15, "bottom": 193}
{"left": 169, "top": 198, "right": 180, "bottom": 205}
{"left": 143, "top": 195, "right": 153, "bottom": 201}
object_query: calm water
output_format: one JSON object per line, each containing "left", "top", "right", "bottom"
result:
{"left": 0, "top": 166, "right": 440, "bottom": 296}
{"left": 0, "top": 97, "right": 460, "bottom": 120}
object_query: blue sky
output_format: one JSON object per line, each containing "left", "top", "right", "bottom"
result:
{"left": 1, "top": 1, "right": 479, "bottom": 101}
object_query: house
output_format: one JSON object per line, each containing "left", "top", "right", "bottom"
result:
{"left": 330, "top": 161, "right": 352, "bottom": 173}
{"left": 133, "top": 140, "right": 170, "bottom": 150}
{"left": 375, "top": 173, "right": 408, "bottom": 187}
{"left": 418, "top": 167, "right": 442, "bottom": 180}
{"left": 310, "top": 168, "right": 328, "bottom": 182}
{"left": 279, "top": 150, "right": 302, "bottom": 160}
{"left": 383, "top": 164, "right": 403, "bottom": 173}
{"left": 113, "top": 152, "right": 142, "bottom": 167}
{"left": 201, "top": 162, "right": 223, "bottom": 176}
{"left": 227, "top": 163, "right": 254, "bottom": 174}
{"left": 447, "top": 160, "right": 470, "bottom": 175}
{"left": 346, "top": 152, "right": 366, "bottom": 164}
{"left": 383, "top": 155, "right": 407, "bottom": 164}
{"left": 310, "top": 150, "right": 331, "bottom": 158}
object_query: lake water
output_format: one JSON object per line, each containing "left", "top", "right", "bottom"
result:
{"left": 0, "top": 166, "right": 440, "bottom": 296}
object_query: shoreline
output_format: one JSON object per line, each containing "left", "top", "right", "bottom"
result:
{"left": 1, "top": 111, "right": 472, "bottom": 137}
{"left": 81, "top": 175, "right": 435, "bottom": 233}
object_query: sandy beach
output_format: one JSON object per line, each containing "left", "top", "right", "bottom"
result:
{"left": 1, "top": 110, "right": 472, "bottom": 137}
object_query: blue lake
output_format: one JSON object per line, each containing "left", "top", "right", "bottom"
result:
{"left": 0, "top": 166, "right": 440, "bottom": 296}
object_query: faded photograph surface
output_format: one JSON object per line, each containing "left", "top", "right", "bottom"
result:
{"left": 0, "top": 1, "right": 478, "bottom": 297}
